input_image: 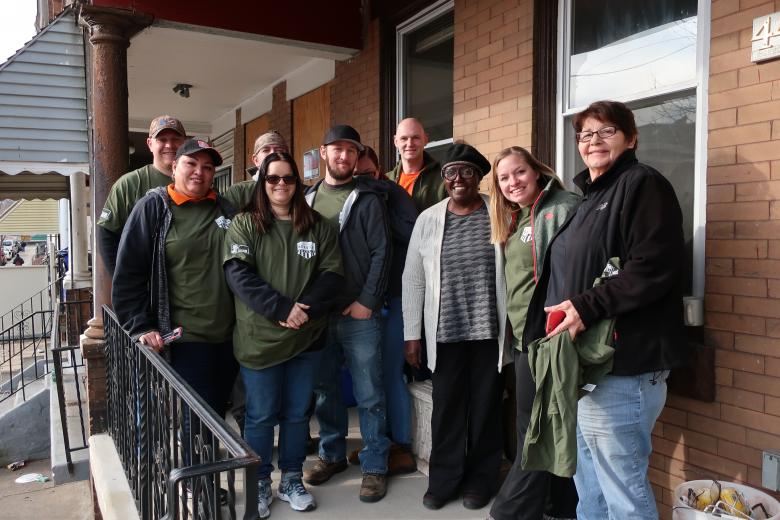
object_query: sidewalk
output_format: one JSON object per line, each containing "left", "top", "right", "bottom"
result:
{"left": 0, "top": 458, "right": 91, "bottom": 520}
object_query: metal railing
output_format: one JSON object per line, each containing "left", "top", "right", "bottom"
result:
{"left": 103, "top": 307, "right": 260, "bottom": 520}
{"left": 0, "top": 309, "right": 54, "bottom": 403}
{"left": 52, "top": 297, "right": 92, "bottom": 472}
{"left": 0, "top": 277, "right": 61, "bottom": 343}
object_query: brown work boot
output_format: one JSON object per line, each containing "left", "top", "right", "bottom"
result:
{"left": 359, "top": 473, "right": 387, "bottom": 503}
{"left": 387, "top": 443, "right": 417, "bottom": 476}
{"left": 347, "top": 446, "right": 361, "bottom": 465}
{"left": 303, "top": 457, "right": 348, "bottom": 486}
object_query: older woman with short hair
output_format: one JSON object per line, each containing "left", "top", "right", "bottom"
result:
{"left": 403, "top": 143, "right": 509, "bottom": 511}
{"left": 525, "top": 100, "right": 688, "bottom": 519}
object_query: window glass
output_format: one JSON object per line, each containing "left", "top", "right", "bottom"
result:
{"left": 569, "top": 0, "right": 697, "bottom": 108}
{"left": 401, "top": 10, "right": 454, "bottom": 143}
{"left": 563, "top": 93, "right": 696, "bottom": 294}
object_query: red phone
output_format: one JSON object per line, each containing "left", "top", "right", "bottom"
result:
{"left": 545, "top": 311, "right": 566, "bottom": 335}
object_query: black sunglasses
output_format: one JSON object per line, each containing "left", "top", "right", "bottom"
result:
{"left": 265, "top": 175, "right": 297, "bottom": 185}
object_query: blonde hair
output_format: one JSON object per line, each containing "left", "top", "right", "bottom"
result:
{"left": 489, "top": 147, "right": 563, "bottom": 244}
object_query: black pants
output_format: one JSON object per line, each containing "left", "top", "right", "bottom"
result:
{"left": 169, "top": 340, "right": 238, "bottom": 418}
{"left": 489, "top": 350, "right": 578, "bottom": 520}
{"left": 428, "top": 339, "right": 503, "bottom": 498}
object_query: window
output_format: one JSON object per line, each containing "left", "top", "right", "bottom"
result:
{"left": 557, "top": 0, "right": 709, "bottom": 299}
{"left": 396, "top": 0, "right": 454, "bottom": 164}
{"left": 213, "top": 166, "right": 232, "bottom": 195}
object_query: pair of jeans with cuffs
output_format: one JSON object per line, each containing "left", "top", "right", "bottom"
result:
{"left": 241, "top": 349, "right": 322, "bottom": 480}
{"left": 314, "top": 313, "right": 390, "bottom": 474}
{"left": 575, "top": 369, "right": 669, "bottom": 520}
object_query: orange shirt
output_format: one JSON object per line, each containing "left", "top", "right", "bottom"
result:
{"left": 166, "top": 184, "right": 217, "bottom": 205}
{"left": 398, "top": 171, "right": 420, "bottom": 196}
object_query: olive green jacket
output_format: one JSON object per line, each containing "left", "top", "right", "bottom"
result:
{"left": 387, "top": 152, "right": 445, "bottom": 212}
{"left": 521, "top": 259, "right": 620, "bottom": 477}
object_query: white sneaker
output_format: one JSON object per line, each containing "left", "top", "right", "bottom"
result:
{"left": 277, "top": 477, "right": 316, "bottom": 512}
{"left": 258, "top": 478, "right": 273, "bottom": 519}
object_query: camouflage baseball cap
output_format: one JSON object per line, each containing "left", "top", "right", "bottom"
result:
{"left": 149, "top": 115, "right": 186, "bottom": 138}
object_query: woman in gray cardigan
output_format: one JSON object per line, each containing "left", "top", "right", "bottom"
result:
{"left": 402, "top": 143, "right": 510, "bottom": 511}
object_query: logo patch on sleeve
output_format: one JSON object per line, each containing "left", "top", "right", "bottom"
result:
{"left": 297, "top": 241, "right": 316, "bottom": 259}
{"left": 231, "top": 244, "right": 250, "bottom": 255}
{"left": 99, "top": 208, "right": 111, "bottom": 221}
{"left": 215, "top": 216, "right": 231, "bottom": 229}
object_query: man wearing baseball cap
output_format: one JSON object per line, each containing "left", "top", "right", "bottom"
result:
{"left": 97, "top": 115, "right": 186, "bottom": 275}
{"left": 303, "top": 125, "right": 392, "bottom": 503}
{"left": 223, "top": 130, "right": 289, "bottom": 210}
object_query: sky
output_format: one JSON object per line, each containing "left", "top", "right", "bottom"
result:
{"left": 0, "top": 0, "right": 38, "bottom": 63}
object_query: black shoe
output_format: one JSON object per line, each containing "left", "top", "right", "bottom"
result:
{"left": 463, "top": 492, "right": 490, "bottom": 510}
{"left": 423, "top": 492, "right": 447, "bottom": 510}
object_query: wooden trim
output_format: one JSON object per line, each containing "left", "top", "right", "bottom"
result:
{"left": 532, "top": 0, "right": 558, "bottom": 169}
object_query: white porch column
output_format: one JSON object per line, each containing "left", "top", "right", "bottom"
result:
{"left": 65, "top": 171, "right": 91, "bottom": 289}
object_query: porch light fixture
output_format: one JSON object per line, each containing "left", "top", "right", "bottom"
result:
{"left": 172, "top": 83, "right": 192, "bottom": 98}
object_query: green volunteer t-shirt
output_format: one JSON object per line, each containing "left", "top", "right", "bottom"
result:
{"left": 165, "top": 199, "right": 235, "bottom": 344}
{"left": 505, "top": 207, "right": 535, "bottom": 351}
{"left": 222, "top": 180, "right": 256, "bottom": 212}
{"left": 97, "top": 164, "right": 170, "bottom": 233}
{"left": 312, "top": 180, "right": 355, "bottom": 225}
{"left": 224, "top": 213, "right": 342, "bottom": 370}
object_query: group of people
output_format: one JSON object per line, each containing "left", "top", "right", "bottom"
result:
{"left": 101, "top": 99, "right": 688, "bottom": 520}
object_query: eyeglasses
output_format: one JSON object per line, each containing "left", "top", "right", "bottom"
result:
{"left": 441, "top": 165, "right": 478, "bottom": 181}
{"left": 265, "top": 175, "right": 297, "bottom": 185}
{"left": 576, "top": 126, "right": 619, "bottom": 142}
{"left": 576, "top": 126, "right": 618, "bottom": 143}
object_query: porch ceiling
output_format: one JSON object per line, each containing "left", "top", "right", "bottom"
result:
{"left": 127, "top": 25, "right": 350, "bottom": 134}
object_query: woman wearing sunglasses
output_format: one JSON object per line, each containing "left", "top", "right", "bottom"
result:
{"left": 223, "top": 152, "right": 343, "bottom": 518}
{"left": 403, "top": 143, "right": 509, "bottom": 511}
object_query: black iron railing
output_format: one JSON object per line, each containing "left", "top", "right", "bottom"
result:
{"left": 103, "top": 307, "right": 260, "bottom": 520}
{"left": 52, "top": 297, "right": 92, "bottom": 472}
{"left": 0, "top": 277, "right": 61, "bottom": 343}
{"left": 0, "top": 309, "right": 53, "bottom": 403}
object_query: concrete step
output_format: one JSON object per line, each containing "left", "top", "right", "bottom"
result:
{"left": 0, "top": 381, "right": 50, "bottom": 465}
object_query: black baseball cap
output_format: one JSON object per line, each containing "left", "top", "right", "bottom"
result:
{"left": 322, "top": 124, "right": 365, "bottom": 152}
{"left": 175, "top": 138, "right": 223, "bottom": 167}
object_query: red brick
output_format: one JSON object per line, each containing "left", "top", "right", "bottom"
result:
{"left": 738, "top": 139, "right": 780, "bottom": 162}
{"left": 707, "top": 293, "right": 733, "bottom": 312}
{"left": 718, "top": 385, "right": 764, "bottom": 412}
{"left": 708, "top": 146, "right": 736, "bottom": 166}
{"left": 707, "top": 311, "right": 765, "bottom": 334}
{"left": 667, "top": 395, "right": 722, "bottom": 419}
{"left": 739, "top": 66, "right": 760, "bottom": 86}
{"left": 736, "top": 220, "right": 780, "bottom": 238}
{"left": 659, "top": 407, "right": 688, "bottom": 428}
{"left": 735, "top": 258, "right": 780, "bottom": 278}
{"left": 662, "top": 423, "right": 719, "bottom": 455}
{"left": 717, "top": 438, "right": 763, "bottom": 467}
{"left": 766, "top": 395, "right": 780, "bottom": 416}
{"left": 711, "top": 47, "right": 750, "bottom": 74}
{"left": 712, "top": 3, "right": 775, "bottom": 39}
{"left": 708, "top": 184, "right": 735, "bottom": 203}
{"left": 711, "top": 31, "right": 741, "bottom": 56}
{"left": 709, "top": 70, "right": 739, "bottom": 93}
{"left": 738, "top": 99, "right": 780, "bottom": 124}
{"left": 709, "top": 122, "right": 771, "bottom": 147}
{"left": 715, "top": 348, "right": 765, "bottom": 373}
{"left": 704, "top": 328, "right": 735, "bottom": 348}
{"left": 706, "top": 239, "right": 768, "bottom": 258}
{"left": 734, "top": 295, "right": 780, "bottom": 319}
{"left": 710, "top": 108, "right": 737, "bottom": 130}
{"left": 707, "top": 222, "right": 735, "bottom": 239}
{"left": 712, "top": 0, "right": 740, "bottom": 20}
{"left": 706, "top": 275, "right": 767, "bottom": 296}
{"left": 688, "top": 411, "right": 746, "bottom": 442}
{"left": 770, "top": 279, "right": 780, "bottom": 297}
{"left": 747, "top": 428, "right": 780, "bottom": 451}
{"left": 716, "top": 366, "right": 734, "bottom": 386}
{"left": 722, "top": 403, "right": 780, "bottom": 435}
{"left": 688, "top": 447, "right": 749, "bottom": 479}
{"left": 736, "top": 180, "right": 780, "bottom": 201}
{"left": 710, "top": 84, "right": 772, "bottom": 111}
{"left": 734, "top": 370, "right": 780, "bottom": 397}
{"left": 708, "top": 162, "right": 770, "bottom": 184}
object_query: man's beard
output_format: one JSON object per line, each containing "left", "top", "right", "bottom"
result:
{"left": 327, "top": 158, "right": 354, "bottom": 181}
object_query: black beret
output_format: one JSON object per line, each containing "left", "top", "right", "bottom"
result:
{"left": 442, "top": 143, "right": 491, "bottom": 177}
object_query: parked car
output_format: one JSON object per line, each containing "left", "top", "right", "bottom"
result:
{"left": 2, "top": 239, "right": 15, "bottom": 257}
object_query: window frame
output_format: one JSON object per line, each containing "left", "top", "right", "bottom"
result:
{"left": 395, "top": 0, "right": 455, "bottom": 152}
{"left": 554, "top": 0, "right": 710, "bottom": 299}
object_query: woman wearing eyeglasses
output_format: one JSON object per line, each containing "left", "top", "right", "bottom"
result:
{"left": 524, "top": 100, "right": 687, "bottom": 519}
{"left": 487, "top": 147, "right": 580, "bottom": 520}
{"left": 403, "top": 143, "right": 509, "bottom": 511}
{"left": 223, "top": 152, "right": 343, "bottom": 518}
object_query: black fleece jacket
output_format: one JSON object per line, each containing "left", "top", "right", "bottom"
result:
{"left": 524, "top": 150, "right": 689, "bottom": 375}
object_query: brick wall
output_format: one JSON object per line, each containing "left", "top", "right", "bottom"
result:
{"left": 271, "top": 81, "right": 293, "bottom": 149}
{"left": 330, "top": 18, "right": 380, "bottom": 152}
{"left": 453, "top": 0, "right": 534, "bottom": 164}
{"left": 651, "top": 2, "right": 780, "bottom": 517}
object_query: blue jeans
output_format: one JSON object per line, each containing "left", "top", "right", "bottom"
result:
{"left": 314, "top": 314, "right": 389, "bottom": 474}
{"left": 241, "top": 350, "right": 322, "bottom": 479}
{"left": 574, "top": 370, "right": 669, "bottom": 520}
{"left": 381, "top": 297, "right": 411, "bottom": 445}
